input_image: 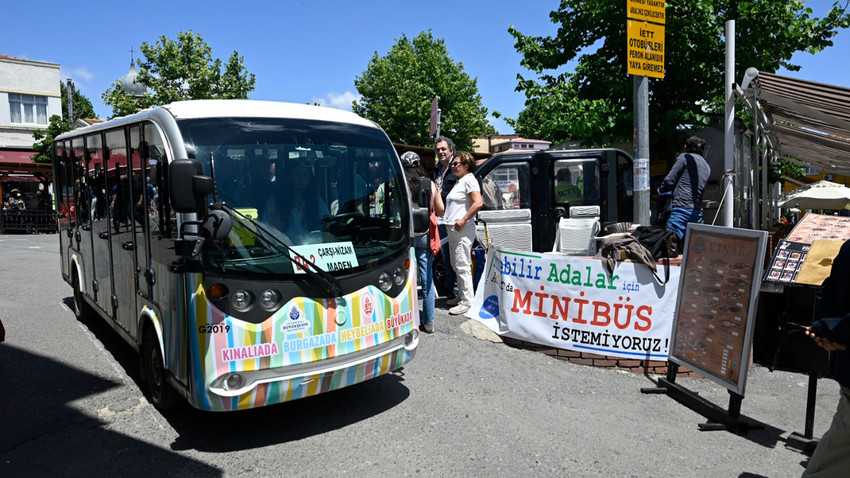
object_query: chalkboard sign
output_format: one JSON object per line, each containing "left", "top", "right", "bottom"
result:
{"left": 668, "top": 224, "right": 768, "bottom": 395}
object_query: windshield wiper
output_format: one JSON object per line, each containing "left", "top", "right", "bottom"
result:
{"left": 212, "top": 202, "right": 343, "bottom": 296}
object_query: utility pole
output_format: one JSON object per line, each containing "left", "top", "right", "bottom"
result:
{"left": 430, "top": 95, "right": 440, "bottom": 140}
{"left": 66, "top": 78, "right": 74, "bottom": 123}
{"left": 722, "top": 20, "right": 735, "bottom": 227}
{"left": 633, "top": 76, "right": 650, "bottom": 227}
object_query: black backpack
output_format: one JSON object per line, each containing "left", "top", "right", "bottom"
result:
{"left": 632, "top": 225, "right": 678, "bottom": 261}
{"left": 631, "top": 225, "right": 678, "bottom": 284}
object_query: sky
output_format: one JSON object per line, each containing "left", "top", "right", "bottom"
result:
{"left": 2, "top": 0, "right": 848, "bottom": 136}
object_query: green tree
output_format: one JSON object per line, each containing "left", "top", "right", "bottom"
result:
{"left": 31, "top": 82, "right": 97, "bottom": 163}
{"left": 509, "top": 0, "right": 850, "bottom": 152}
{"left": 31, "top": 115, "right": 70, "bottom": 163}
{"left": 102, "top": 31, "right": 256, "bottom": 118}
{"left": 353, "top": 31, "right": 496, "bottom": 151}
{"left": 61, "top": 81, "right": 96, "bottom": 121}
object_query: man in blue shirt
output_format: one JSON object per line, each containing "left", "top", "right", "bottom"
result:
{"left": 658, "top": 136, "right": 710, "bottom": 248}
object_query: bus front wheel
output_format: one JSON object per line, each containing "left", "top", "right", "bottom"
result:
{"left": 141, "top": 326, "right": 178, "bottom": 411}
{"left": 72, "top": 272, "right": 90, "bottom": 322}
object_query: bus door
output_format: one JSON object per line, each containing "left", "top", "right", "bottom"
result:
{"left": 75, "top": 137, "right": 96, "bottom": 300}
{"left": 105, "top": 128, "right": 136, "bottom": 332}
{"left": 90, "top": 133, "right": 114, "bottom": 314}
{"left": 130, "top": 125, "right": 154, "bottom": 304}
{"left": 474, "top": 154, "right": 538, "bottom": 252}
{"left": 54, "top": 141, "right": 73, "bottom": 279}
{"left": 66, "top": 138, "right": 86, "bottom": 257}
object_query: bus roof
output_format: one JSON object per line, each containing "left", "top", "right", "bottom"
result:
{"left": 56, "top": 100, "right": 382, "bottom": 142}
{"left": 161, "top": 100, "right": 378, "bottom": 128}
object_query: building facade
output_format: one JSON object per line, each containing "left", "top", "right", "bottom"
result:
{"left": 473, "top": 134, "right": 551, "bottom": 155}
{"left": 0, "top": 53, "right": 62, "bottom": 152}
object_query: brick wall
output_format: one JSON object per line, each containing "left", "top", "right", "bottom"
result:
{"left": 502, "top": 337, "right": 701, "bottom": 377}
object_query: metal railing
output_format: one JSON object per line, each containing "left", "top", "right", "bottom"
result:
{"left": 0, "top": 209, "right": 57, "bottom": 234}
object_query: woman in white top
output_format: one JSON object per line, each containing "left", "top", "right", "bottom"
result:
{"left": 442, "top": 151, "right": 483, "bottom": 315}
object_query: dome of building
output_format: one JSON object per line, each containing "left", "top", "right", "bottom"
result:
{"left": 120, "top": 62, "right": 147, "bottom": 97}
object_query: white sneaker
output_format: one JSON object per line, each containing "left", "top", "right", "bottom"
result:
{"left": 449, "top": 304, "right": 470, "bottom": 315}
{"left": 446, "top": 296, "right": 462, "bottom": 306}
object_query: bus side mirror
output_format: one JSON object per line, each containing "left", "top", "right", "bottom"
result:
{"left": 418, "top": 178, "right": 431, "bottom": 208}
{"left": 169, "top": 159, "right": 213, "bottom": 213}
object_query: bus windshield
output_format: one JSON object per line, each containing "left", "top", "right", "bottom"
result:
{"left": 177, "top": 117, "right": 409, "bottom": 277}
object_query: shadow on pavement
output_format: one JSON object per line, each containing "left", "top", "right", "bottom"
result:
{"left": 62, "top": 297, "right": 412, "bottom": 454}
{"left": 0, "top": 342, "right": 219, "bottom": 477}
{"left": 167, "top": 371, "right": 410, "bottom": 452}
{"left": 641, "top": 374, "right": 797, "bottom": 450}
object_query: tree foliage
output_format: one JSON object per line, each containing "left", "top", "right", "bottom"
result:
{"left": 31, "top": 115, "right": 70, "bottom": 163}
{"left": 509, "top": 0, "right": 850, "bottom": 151}
{"left": 353, "top": 31, "right": 496, "bottom": 151}
{"left": 31, "top": 83, "right": 97, "bottom": 163}
{"left": 102, "top": 31, "right": 256, "bottom": 118}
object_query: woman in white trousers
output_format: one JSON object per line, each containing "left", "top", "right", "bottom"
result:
{"left": 441, "top": 151, "right": 483, "bottom": 315}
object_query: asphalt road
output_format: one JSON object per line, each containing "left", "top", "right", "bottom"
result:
{"left": 0, "top": 233, "right": 841, "bottom": 477}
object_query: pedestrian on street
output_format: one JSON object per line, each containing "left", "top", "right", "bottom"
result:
{"left": 804, "top": 238, "right": 850, "bottom": 477}
{"left": 442, "top": 151, "right": 482, "bottom": 316}
{"left": 432, "top": 136, "right": 459, "bottom": 300}
{"left": 401, "top": 151, "right": 444, "bottom": 333}
{"left": 658, "top": 135, "right": 710, "bottom": 249}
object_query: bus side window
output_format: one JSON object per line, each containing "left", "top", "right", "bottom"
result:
{"left": 144, "top": 123, "right": 172, "bottom": 238}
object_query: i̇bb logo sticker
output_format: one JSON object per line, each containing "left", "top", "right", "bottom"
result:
{"left": 281, "top": 305, "right": 310, "bottom": 334}
{"left": 363, "top": 292, "right": 374, "bottom": 317}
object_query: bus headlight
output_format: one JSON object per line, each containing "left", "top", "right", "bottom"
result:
{"left": 231, "top": 289, "right": 254, "bottom": 312}
{"left": 378, "top": 272, "right": 392, "bottom": 292}
{"left": 393, "top": 267, "right": 405, "bottom": 285}
{"left": 225, "top": 373, "right": 243, "bottom": 390}
{"left": 260, "top": 289, "right": 281, "bottom": 311}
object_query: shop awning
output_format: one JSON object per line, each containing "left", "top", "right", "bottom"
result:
{"left": 0, "top": 150, "right": 51, "bottom": 183}
{"left": 0, "top": 150, "right": 35, "bottom": 163}
{"left": 751, "top": 72, "right": 850, "bottom": 172}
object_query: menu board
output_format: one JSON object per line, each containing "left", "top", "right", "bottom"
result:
{"left": 669, "top": 224, "right": 768, "bottom": 396}
{"left": 785, "top": 212, "right": 850, "bottom": 244}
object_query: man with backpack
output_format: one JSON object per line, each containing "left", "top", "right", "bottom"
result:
{"left": 658, "top": 136, "right": 711, "bottom": 249}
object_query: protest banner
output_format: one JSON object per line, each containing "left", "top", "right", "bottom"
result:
{"left": 471, "top": 247, "right": 680, "bottom": 360}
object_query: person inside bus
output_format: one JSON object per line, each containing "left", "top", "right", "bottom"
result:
{"left": 262, "top": 162, "right": 329, "bottom": 244}
{"left": 366, "top": 155, "right": 387, "bottom": 217}
{"left": 554, "top": 168, "right": 582, "bottom": 205}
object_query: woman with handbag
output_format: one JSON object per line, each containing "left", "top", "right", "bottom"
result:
{"left": 401, "top": 152, "right": 444, "bottom": 333}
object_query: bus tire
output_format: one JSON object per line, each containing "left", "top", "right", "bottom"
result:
{"left": 72, "top": 271, "right": 91, "bottom": 322}
{"left": 141, "top": 325, "right": 178, "bottom": 411}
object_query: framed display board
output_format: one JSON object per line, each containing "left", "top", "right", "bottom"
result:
{"left": 763, "top": 213, "right": 849, "bottom": 286}
{"left": 668, "top": 224, "right": 768, "bottom": 396}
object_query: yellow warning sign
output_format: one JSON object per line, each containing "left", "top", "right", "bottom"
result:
{"left": 627, "top": 0, "right": 666, "bottom": 24}
{"left": 627, "top": 20, "right": 665, "bottom": 79}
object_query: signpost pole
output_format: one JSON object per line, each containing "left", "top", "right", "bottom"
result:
{"left": 634, "top": 75, "right": 650, "bottom": 227}
{"left": 626, "top": 1, "right": 665, "bottom": 228}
